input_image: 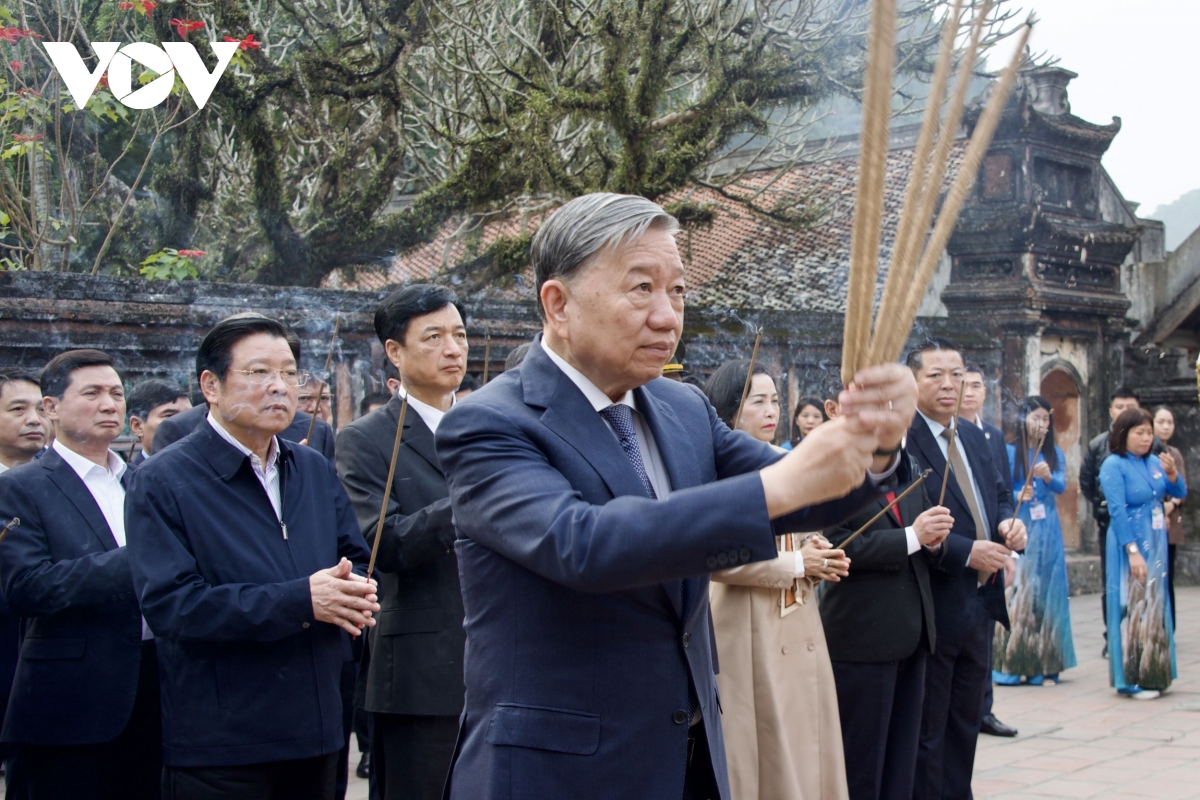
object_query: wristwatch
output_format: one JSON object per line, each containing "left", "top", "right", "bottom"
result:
{"left": 1126, "top": 543, "right": 1139, "bottom": 555}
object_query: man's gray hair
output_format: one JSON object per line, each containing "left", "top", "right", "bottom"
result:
{"left": 532, "top": 193, "right": 679, "bottom": 318}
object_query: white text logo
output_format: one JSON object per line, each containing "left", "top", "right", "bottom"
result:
{"left": 42, "top": 41, "right": 238, "bottom": 110}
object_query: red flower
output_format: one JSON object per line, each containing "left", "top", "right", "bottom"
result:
{"left": 223, "top": 33, "right": 261, "bottom": 51}
{"left": 169, "top": 18, "right": 206, "bottom": 38}
{"left": 8, "top": 61, "right": 20, "bottom": 71}
{"left": 95, "top": 73, "right": 109, "bottom": 92}
{"left": 12, "top": 134, "right": 43, "bottom": 143}
{"left": 118, "top": 2, "right": 134, "bottom": 8}
{"left": 177, "top": 249, "right": 207, "bottom": 258}
{"left": 0, "top": 28, "right": 41, "bottom": 44}
{"left": 142, "top": 1, "right": 158, "bottom": 11}
{"left": 15, "top": 87, "right": 40, "bottom": 96}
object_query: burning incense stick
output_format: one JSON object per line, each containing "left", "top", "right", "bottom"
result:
{"left": 0, "top": 517, "right": 19, "bottom": 545}
{"left": 306, "top": 315, "right": 341, "bottom": 445}
{"left": 366, "top": 392, "right": 409, "bottom": 583}
{"left": 869, "top": 0, "right": 968, "bottom": 361}
{"left": 842, "top": 0, "right": 897, "bottom": 385}
{"left": 732, "top": 328, "right": 764, "bottom": 431}
{"left": 937, "top": 379, "right": 968, "bottom": 506}
{"left": 877, "top": 20, "right": 1034, "bottom": 365}
{"left": 836, "top": 470, "right": 932, "bottom": 550}
{"left": 1010, "top": 424, "right": 1049, "bottom": 524}
{"left": 481, "top": 334, "right": 492, "bottom": 384}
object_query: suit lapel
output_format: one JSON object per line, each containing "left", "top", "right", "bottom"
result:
{"left": 394, "top": 398, "right": 442, "bottom": 476}
{"left": 42, "top": 450, "right": 119, "bottom": 552}
{"left": 908, "top": 419, "right": 968, "bottom": 513}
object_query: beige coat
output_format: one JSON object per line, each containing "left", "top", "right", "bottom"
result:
{"left": 710, "top": 536, "right": 849, "bottom": 800}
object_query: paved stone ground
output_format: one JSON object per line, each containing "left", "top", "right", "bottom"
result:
{"left": 973, "top": 585, "right": 1200, "bottom": 799}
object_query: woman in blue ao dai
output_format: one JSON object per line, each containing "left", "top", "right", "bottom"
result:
{"left": 993, "top": 396, "right": 1076, "bottom": 686}
{"left": 1099, "top": 408, "right": 1186, "bottom": 699}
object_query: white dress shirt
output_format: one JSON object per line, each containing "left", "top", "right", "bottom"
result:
{"left": 207, "top": 414, "right": 282, "bottom": 520}
{"left": 396, "top": 386, "right": 454, "bottom": 435}
{"left": 540, "top": 340, "right": 673, "bottom": 499}
{"left": 917, "top": 409, "right": 990, "bottom": 566}
{"left": 52, "top": 440, "right": 152, "bottom": 639}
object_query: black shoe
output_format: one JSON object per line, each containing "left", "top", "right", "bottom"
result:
{"left": 980, "top": 713, "right": 1017, "bottom": 737}
{"left": 356, "top": 752, "right": 370, "bottom": 780}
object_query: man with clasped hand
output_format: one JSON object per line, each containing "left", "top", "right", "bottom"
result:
{"left": 434, "top": 193, "right": 918, "bottom": 800}
{"left": 125, "top": 314, "right": 377, "bottom": 800}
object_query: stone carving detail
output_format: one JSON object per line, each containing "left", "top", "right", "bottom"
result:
{"left": 959, "top": 259, "right": 1016, "bottom": 281}
{"left": 1034, "top": 260, "right": 1116, "bottom": 289}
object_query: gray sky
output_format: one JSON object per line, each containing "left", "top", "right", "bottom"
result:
{"left": 1015, "top": 0, "right": 1200, "bottom": 214}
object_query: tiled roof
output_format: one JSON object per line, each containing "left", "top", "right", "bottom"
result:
{"left": 324, "top": 140, "right": 966, "bottom": 312}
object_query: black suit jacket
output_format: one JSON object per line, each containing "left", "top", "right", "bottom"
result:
{"left": 336, "top": 397, "right": 464, "bottom": 717}
{"left": 0, "top": 449, "right": 144, "bottom": 745}
{"left": 907, "top": 415, "right": 1014, "bottom": 642}
{"left": 978, "top": 418, "right": 1010, "bottom": 487}
{"left": 152, "top": 402, "right": 336, "bottom": 461}
{"left": 820, "top": 458, "right": 937, "bottom": 661}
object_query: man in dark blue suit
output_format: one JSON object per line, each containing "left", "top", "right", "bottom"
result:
{"left": 152, "top": 323, "right": 336, "bottom": 461}
{"left": 961, "top": 363, "right": 1019, "bottom": 739}
{"left": 126, "top": 378, "right": 191, "bottom": 466}
{"left": 434, "top": 193, "right": 920, "bottom": 800}
{"left": 126, "top": 315, "right": 377, "bottom": 800}
{"left": 905, "top": 339, "right": 1027, "bottom": 800}
{"left": 0, "top": 350, "right": 161, "bottom": 800}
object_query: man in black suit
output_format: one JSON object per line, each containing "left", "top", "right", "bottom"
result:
{"left": 0, "top": 350, "right": 161, "bottom": 800}
{"left": 960, "top": 363, "right": 1017, "bottom": 738}
{"left": 126, "top": 378, "right": 191, "bottom": 465}
{"left": 905, "top": 339, "right": 1027, "bottom": 800}
{"left": 821, "top": 462, "right": 951, "bottom": 800}
{"left": 153, "top": 321, "right": 336, "bottom": 461}
{"left": 336, "top": 285, "right": 467, "bottom": 800}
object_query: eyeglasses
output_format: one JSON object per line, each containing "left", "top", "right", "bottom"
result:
{"left": 228, "top": 368, "right": 311, "bottom": 387}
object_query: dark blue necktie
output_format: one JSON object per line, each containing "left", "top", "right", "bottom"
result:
{"left": 599, "top": 404, "right": 657, "bottom": 499}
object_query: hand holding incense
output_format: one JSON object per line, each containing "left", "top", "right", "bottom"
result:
{"left": 1010, "top": 425, "right": 1049, "bottom": 524}
{"left": 836, "top": 470, "right": 932, "bottom": 550}
{"left": 482, "top": 334, "right": 492, "bottom": 385}
{"left": 732, "top": 328, "right": 764, "bottom": 431}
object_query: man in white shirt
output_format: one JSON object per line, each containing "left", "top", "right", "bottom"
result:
{"left": 904, "top": 339, "right": 1027, "bottom": 800}
{"left": 336, "top": 284, "right": 468, "bottom": 800}
{"left": 0, "top": 350, "right": 160, "bottom": 800}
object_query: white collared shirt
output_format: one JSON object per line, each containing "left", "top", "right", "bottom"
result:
{"left": 207, "top": 414, "right": 282, "bottom": 520}
{"left": 0, "top": 462, "right": 7, "bottom": 474}
{"left": 396, "top": 387, "right": 454, "bottom": 435}
{"left": 540, "top": 339, "right": 673, "bottom": 499}
{"left": 918, "top": 409, "right": 990, "bottom": 564}
{"left": 52, "top": 440, "right": 152, "bottom": 640}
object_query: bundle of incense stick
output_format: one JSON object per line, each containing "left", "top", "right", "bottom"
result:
{"left": 0, "top": 517, "right": 19, "bottom": 545}
{"left": 841, "top": 0, "right": 1033, "bottom": 385}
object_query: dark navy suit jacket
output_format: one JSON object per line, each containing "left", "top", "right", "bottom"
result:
{"left": 434, "top": 339, "right": 901, "bottom": 800}
{"left": 152, "top": 402, "right": 336, "bottom": 462}
{"left": 978, "top": 418, "right": 1011, "bottom": 490}
{"left": 0, "top": 449, "right": 144, "bottom": 746}
{"left": 125, "top": 420, "right": 371, "bottom": 767}
{"left": 907, "top": 415, "right": 1014, "bottom": 641}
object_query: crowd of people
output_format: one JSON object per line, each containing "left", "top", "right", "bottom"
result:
{"left": 0, "top": 192, "right": 1186, "bottom": 800}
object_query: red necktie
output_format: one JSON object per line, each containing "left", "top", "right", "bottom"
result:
{"left": 886, "top": 491, "right": 904, "bottom": 527}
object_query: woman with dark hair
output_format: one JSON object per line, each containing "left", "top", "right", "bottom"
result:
{"left": 992, "top": 396, "right": 1076, "bottom": 686}
{"left": 782, "top": 396, "right": 828, "bottom": 450}
{"left": 1153, "top": 406, "right": 1186, "bottom": 629}
{"left": 704, "top": 359, "right": 850, "bottom": 800}
{"left": 1099, "top": 408, "right": 1186, "bottom": 699}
